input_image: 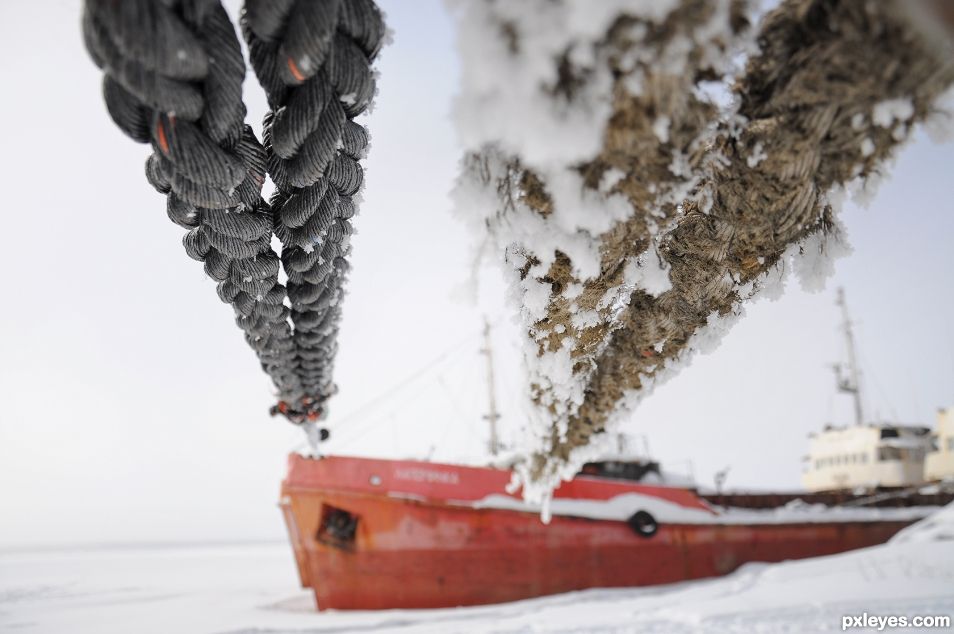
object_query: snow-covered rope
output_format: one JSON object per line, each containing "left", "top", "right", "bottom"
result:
{"left": 451, "top": 0, "right": 751, "bottom": 491}
{"left": 527, "top": 0, "right": 954, "bottom": 491}
{"left": 242, "top": 0, "right": 386, "bottom": 423}
{"left": 83, "top": 0, "right": 303, "bottom": 404}
{"left": 453, "top": 0, "right": 954, "bottom": 498}
{"left": 456, "top": 0, "right": 749, "bottom": 430}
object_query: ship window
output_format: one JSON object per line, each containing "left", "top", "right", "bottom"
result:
{"left": 897, "top": 448, "right": 922, "bottom": 461}
{"left": 860, "top": 453, "right": 867, "bottom": 464}
{"left": 878, "top": 446, "right": 903, "bottom": 461}
{"left": 880, "top": 428, "right": 899, "bottom": 439}
{"left": 949, "top": 437, "right": 954, "bottom": 451}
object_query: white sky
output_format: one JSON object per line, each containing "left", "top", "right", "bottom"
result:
{"left": 0, "top": 0, "right": 952, "bottom": 548}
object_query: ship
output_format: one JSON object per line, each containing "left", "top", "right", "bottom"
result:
{"left": 279, "top": 299, "right": 954, "bottom": 611}
{"left": 279, "top": 453, "right": 951, "bottom": 610}
{"left": 801, "top": 289, "right": 937, "bottom": 491}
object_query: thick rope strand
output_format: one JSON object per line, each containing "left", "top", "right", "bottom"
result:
{"left": 242, "top": 0, "right": 386, "bottom": 422}
{"left": 83, "top": 0, "right": 305, "bottom": 405}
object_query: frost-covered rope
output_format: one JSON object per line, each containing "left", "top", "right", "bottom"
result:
{"left": 451, "top": 0, "right": 750, "bottom": 489}
{"left": 242, "top": 0, "right": 386, "bottom": 423}
{"left": 452, "top": 0, "right": 954, "bottom": 497}
{"left": 83, "top": 0, "right": 305, "bottom": 403}
{"left": 523, "top": 0, "right": 954, "bottom": 494}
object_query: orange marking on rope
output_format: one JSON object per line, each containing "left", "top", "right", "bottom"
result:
{"left": 286, "top": 57, "right": 306, "bottom": 82}
{"left": 155, "top": 120, "right": 170, "bottom": 155}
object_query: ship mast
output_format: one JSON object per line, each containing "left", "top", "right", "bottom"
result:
{"left": 835, "top": 287, "right": 864, "bottom": 426}
{"left": 481, "top": 318, "right": 501, "bottom": 456}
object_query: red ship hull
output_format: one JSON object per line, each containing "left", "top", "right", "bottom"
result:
{"left": 279, "top": 454, "right": 939, "bottom": 610}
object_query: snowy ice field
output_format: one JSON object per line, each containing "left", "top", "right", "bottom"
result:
{"left": 2, "top": 506, "right": 953, "bottom": 634}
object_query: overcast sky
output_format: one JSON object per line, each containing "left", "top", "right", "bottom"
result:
{"left": 0, "top": 1, "right": 952, "bottom": 548}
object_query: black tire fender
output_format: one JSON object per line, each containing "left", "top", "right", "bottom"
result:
{"left": 627, "top": 510, "right": 659, "bottom": 538}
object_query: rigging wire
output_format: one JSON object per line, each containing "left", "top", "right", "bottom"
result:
{"left": 333, "top": 333, "right": 478, "bottom": 427}
{"left": 852, "top": 322, "right": 901, "bottom": 423}
{"left": 330, "top": 378, "right": 438, "bottom": 452}
{"left": 321, "top": 327, "right": 487, "bottom": 450}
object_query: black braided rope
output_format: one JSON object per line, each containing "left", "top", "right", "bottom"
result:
{"left": 242, "top": 0, "right": 386, "bottom": 421}
{"left": 83, "top": 0, "right": 305, "bottom": 405}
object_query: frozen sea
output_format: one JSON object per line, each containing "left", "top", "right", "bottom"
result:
{"left": 2, "top": 509, "right": 953, "bottom": 634}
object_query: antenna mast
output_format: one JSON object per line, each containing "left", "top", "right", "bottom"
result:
{"left": 835, "top": 288, "right": 864, "bottom": 426}
{"left": 481, "top": 318, "right": 501, "bottom": 456}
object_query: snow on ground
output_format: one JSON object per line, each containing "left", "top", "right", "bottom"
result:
{"left": 2, "top": 507, "right": 953, "bottom": 633}
{"left": 892, "top": 501, "right": 954, "bottom": 544}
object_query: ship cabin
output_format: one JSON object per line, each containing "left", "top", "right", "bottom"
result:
{"left": 580, "top": 458, "right": 663, "bottom": 482}
{"left": 578, "top": 435, "right": 696, "bottom": 486}
{"left": 801, "top": 423, "right": 933, "bottom": 492}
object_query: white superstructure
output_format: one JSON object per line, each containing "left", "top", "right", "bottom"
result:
{"left": 802, "top": 423, "right": 932, "bottom": 491}
{"left": 925, "top": 407, "right": 954, "bottom": 482}
{"left": 801, "top": 289, "right": 933, "bottom": 492}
